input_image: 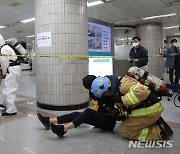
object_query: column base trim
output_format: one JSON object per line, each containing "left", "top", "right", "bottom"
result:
{"left": 36, "top": 101, "right": 89, "bottom": 111}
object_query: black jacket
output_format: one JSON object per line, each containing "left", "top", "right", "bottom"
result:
{"left": 89, "top": 75, "right": 120, "bottom": 114}
{"left": 129, "top": 45, "right": 148, "bottom": 67}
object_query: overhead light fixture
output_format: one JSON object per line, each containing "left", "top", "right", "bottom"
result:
{"left": 87, "top": 1, "right": 104, "bottom": 7}
{"left": 142, "top": 13, "right": 176, "bottom": 20}
{"left": 20, "top": 17, "right": 35, "bottom": 23}
{"left": 170, "top": 0, "right": 180, "bottom": 6}
{"left": 0, "top": 25, "right": 7, "bottom": 29}
{"left": 163, "top": 25, "right": 179, "bottom": 29}
{"left": 115, "top": 19, "right": 141, "bottom": 25}
{"left": 174, "top": 33, "right": 180, "bottom": 35}
{"left": 118, "top": 38, "right": 132, "bottom": 41}
{"left": 26, "top": 35, "right": 35, "bottom": 38}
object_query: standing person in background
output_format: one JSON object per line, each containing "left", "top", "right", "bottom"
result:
{"left": 0, "top": 34, "right": 21, "bottom": 116}
{"left": 129, "top": 36, "right": 148, "bottom": 71}
{"left": 164, "top": 39, "right": 180, "bottom": 84}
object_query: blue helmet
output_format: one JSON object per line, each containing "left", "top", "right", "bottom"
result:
{"left": 91, "top": 77, "right": 109, "bottom": 98}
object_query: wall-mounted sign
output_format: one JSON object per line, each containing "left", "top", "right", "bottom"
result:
{"left": 89, "top": 58, "right": 113, "bottom": 77}
{"left": 37, "top": 32, "right": 52, "bottom": 47}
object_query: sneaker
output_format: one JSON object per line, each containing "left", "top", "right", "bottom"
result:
{"left": 51, "top": 123, "right": 67, "bottom": 138}
{"left": 2, "top": 112, "right": 17, "bottom": 116}
{"left": 156, "top": 116, "right": 173, "bottom": 136}
{"left": 37, "top": 113, "right": 50, "bottom": 130}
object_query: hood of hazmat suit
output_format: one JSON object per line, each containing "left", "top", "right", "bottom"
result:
{"left": 0, "top": 34, "right": 5, "bottom": 47}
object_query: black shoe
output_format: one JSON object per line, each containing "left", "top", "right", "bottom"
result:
{"left": 2, "top": 112, "right": 17, "bottom": 116}
{"left": 156, "top": 116, "right": 173, "bottom": 136}
{"left": 51, "top": 123, "right": 67, "bottom": 138}
{"left": 0, "top": 104, "right": 6, "bottom": 110}
{"left": 159, "top": 126, "right": 169, "bottom": 140}
{"left": 37, "top": 113, "right": 50, "bottom": 130}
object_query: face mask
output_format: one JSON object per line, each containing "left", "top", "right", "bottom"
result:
{"left": 173, "top": 43, "right": 178, "bottom": 46}
{"left": 132, "top": 42, "right": 139, "bottom": 47}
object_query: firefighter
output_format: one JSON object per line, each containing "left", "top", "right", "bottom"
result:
{"left": 91, "top": 75, "right": 173, "bottom": 141}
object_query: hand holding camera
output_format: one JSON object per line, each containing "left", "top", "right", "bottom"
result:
{"left": 171, "top": 53, "right": 178, "bottom": 56}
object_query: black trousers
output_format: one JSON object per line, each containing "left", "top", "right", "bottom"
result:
{"left": 57, "top": 108, "right": 116, "bottom": 131}
{"left": 169, "top": 64, "right": 180, "bottom": 84}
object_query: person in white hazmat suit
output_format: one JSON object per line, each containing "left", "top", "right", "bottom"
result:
{"left": 0, "top": 34, "right": 21, "bottom": 116}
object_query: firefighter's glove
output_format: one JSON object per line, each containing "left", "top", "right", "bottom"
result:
{"left": 115, "top": 103, "right": 128, "bottom": 121}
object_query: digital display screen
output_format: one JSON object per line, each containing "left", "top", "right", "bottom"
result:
{"left": 88, "top": 22, "right": 111, "bottom": 52}
{"left": 88, "top": 21, "right": 113, "bottom": 76}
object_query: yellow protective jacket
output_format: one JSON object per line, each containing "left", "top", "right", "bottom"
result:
{"left": 119, "top": 75, "right": 163, "bottom": 117}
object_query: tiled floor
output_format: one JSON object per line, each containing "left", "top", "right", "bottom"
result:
{"left": 0, "top": 71, "right": 180, "bottom": 154}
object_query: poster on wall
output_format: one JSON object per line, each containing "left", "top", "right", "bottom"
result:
{"left": 88, "top": 21, "right": 113, "bottom": 76}
{"left": 37, "top": 32, "right": 52, "bottom": 47}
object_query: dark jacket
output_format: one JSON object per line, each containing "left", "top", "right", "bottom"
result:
{"left": 89, "top": 75, "right": 120, "bottom": 114}
{"left": 164, "top": 46, "right": 180, "bottom": 69}
{"left": 129, "top": 45, "right": 148, "bottom": 67}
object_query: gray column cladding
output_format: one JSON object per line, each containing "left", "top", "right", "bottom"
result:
{"left": 35, "top": 0, "right": 89, "bottom": 106}
{"left": 136, "top": 23, "right": 164, "bottom": 79}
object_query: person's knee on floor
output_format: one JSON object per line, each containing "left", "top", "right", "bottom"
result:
{"left": 119, "top": 121, "right": 135, "bottom": 140}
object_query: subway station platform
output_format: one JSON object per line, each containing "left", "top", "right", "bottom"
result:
{"left": 0, "top": 71, "right": 180, "bottom": 154}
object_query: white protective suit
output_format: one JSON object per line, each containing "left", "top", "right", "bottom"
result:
{"left": 0, "top": 34, "right": 21, "bottom": 114}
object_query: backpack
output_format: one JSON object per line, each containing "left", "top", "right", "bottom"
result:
{"left": 0, "top": 43, "right": 27, "bottom": 65}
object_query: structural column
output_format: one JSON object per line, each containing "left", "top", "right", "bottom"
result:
{"left": 135, "top": 23, "right": 164, "bottom": 79}
{"left": 35, "top": 0, "right": 89, "bottom": 110}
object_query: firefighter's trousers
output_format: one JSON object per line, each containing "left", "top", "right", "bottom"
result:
{"left": 119, "top": 112, "right": 162, "bottom": 141}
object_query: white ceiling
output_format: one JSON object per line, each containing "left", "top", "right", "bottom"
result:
{"left": 0, "top": 0, "right": 179, "bottom": 46}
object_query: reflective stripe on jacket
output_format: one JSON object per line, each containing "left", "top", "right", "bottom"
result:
{"left": 129, "top": 102, "right": 163, "bottom": 117}
{"left": 127, "top": 83, "right": 150, "bottom": 105}
{"left": 121, "top": 82, "right": 150, "bottom": 107}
